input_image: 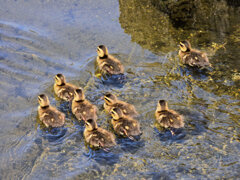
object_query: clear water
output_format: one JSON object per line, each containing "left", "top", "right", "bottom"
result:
{"left": 0, "top": 0, "right": 239, "bottom": 179}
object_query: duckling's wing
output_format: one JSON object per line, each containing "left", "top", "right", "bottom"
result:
{"left": 102, "top": 59, "right": 123, "bottom": 74}
{"left": 89, "top": 130, "right": 115, "bottom": 148}
{"left": 117, "top": 119, "right": 141, "bottom": 137}
{"left": 57, "top": 86, "right": 75, "bottom": 101}
{"left": 186, "top": 52, "right": 209, "bottom": 67}
{"left": 74, "top": 102, "right": 97, "bottom": 121}
{"left": 42, "top": 109, "right": 65, "bottom": 127}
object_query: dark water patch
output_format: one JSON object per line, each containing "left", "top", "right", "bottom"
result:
{"left": 101, "top": 73, "right": 127, "bottom": 88}
{"left": 117, "top": 138, "right": 145, "bottom": 154}
{"left": 85, "top": 148, "right": 120, "bottom": 166}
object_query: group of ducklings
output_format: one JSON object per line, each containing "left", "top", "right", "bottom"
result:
{"left": 38, "top": 41, "right": 210, "bottom": 149}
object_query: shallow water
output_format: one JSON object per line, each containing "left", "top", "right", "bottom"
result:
{"left": 0, "top": 0, "right": 239, "bottom": 179}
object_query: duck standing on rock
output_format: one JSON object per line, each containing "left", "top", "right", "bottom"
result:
{"left": 71, "top": 88, "right": 98, "bottom": 121}
{"left": 54, "top": 74, "right": 78, "bottom": 101}
{"left": 84, "top": 118, "right": 116, "bottom": 150}
{"left": 103, "top": 93, "right": 138, "bottom": 118}
{"left": 155, "top": 100, "right": 184, "bottom": 135}
{"left": 110, "top": 107, "right": 141, "bottom": 140}
{"left": 37, "top": 94, "right": 65, "bottom": 128}
{"left": 179, "top": 40, "right": 211, "bottom": 68}
{"left": 96, "top": 45, "right": 124, "bottom": 76}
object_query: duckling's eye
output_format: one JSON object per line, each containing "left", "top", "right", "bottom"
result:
{"left": 104, "top": 98, "right": 111, "bottom": 103}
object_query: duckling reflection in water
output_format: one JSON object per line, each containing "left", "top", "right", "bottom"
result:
{"left": 37, "top": 94, "right": 65, "bottom": 128}
{"left": 111, "top": 107, "right": 141, "bottom": 141}
{"left": 103, "top": 93, "right": 138, "bottom": 118}
{"left": 179, "top": 40, "right": 211, "bottom": 68}
{"left": 155, "top": 100, "right": 184, "bottom": 135}
{"left": 71, "top": 88, "right": 98, "bottom": 121}
{"left": 96, "top": 45, "right": 124, "bottom": 76}
{"left": 84, "top": 118, "right": 116, "bottom": 150}
{"left": 54, "top": 74, "right": 78, "bottom": 101}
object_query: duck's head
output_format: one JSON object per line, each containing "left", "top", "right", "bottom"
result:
{"left": 38, "top": 94, "right": 50, "bottom": 108}
{"left": 85, "top": 119, "right": 98, "bottom": 131}
{"left": 179, "top": 40, "right": 191, "bottom": 52}
{"left": 157, "top": 100, "right": 169, "bottom": 111}
{"left": 97, "top": 45, "right": 108, "bottom": 58}
{"left": 55, "top": 74, "right": 66, "bottom": 86}
{"left": 104, "top": 93, "right": 117, "bottom": 105}
{"left": 74, "top": 88, "right": 85, "bottom": 101}
{"left": 111, "top": 107, "right": 124, "bottom": 120}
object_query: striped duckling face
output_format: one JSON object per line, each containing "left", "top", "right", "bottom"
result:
{"left": 104, "top": 93, "right": 117, "bottom": 105}
{"left": 38, "top": 94, "right": 50, "bottom": 108}
{"left": 179, "top": 40, "right": 191, "bottom": 52}
{"left": 55, "top": 74, "right": 66, "bottom": 86}
{"left": 85, "top": 119, "right": 98, "bottom": 131}
{"left": 111, "top": 107, "right": 124, "bottom": 120}
{"left": 97, "top": 45, "right": 108, "bottom": 58}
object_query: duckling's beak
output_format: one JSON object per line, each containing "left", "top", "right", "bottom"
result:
{"left": 100, "top": 96, "right": 104, "bottom": 100}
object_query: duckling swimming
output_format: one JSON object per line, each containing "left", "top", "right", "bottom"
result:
{"left": 54, "top": 74, "right": 78, "bottom": 101}
{"left": 71, "top": 88, "right": 98, "bottom": 121}
{"left": 103, "top": 93, "right": 138, "bottom": 118}
{"left": 84, "top": 118, "right": 116, "bottom": 149}
{"left": 111, "top": 107, "right": 141, "bottom": 140}
{"left": 179, "top": 40, "right": 211, "bottom": 68}
{"left": 96, "top": 45, "right": 124, "bottom": 75}
{"left": 37, "top": 94, "right": 65, "bottom": 128}
{"left": 155, "top": 100, "right": 184, "bottom": 135}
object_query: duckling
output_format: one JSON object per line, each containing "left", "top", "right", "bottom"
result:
{"left": 71, "top": 88, "right": 98, "bottom": 121}
{"left": 54, "top": 74, "right": 78, "bottom": 101}
{"left": 111, "top": 107, "right": 141, "bottom": 140}
{"left": 84, "top": 118, "right": 116, "bottom": 149}
{"left": 37, "top": 94, "right": 65, "bottom": 128}
{"left": 103, "top": 93, "right": 138, "bottom": 118}
{"left": 179, "top": 40, "right": 211, "bottom": 68}
{"left": 155, "top": 100, "right": 184, "bottom": 135}
{"left": 96, "top": 45, "right": 124, "bottom": 75}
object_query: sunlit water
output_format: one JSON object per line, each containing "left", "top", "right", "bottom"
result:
{"left": 0, "top": 0, "right": 239, "bottom": 179}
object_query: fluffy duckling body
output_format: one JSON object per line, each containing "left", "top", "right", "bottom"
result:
{"left": 37, "top": 94, "right": 65, "bottom": 128}
{"left": 54, "top": 74, "right": 78, "bottom": 101}
{"left": 96, "top": 45, "right": 124, "bottom": 75}
{"left": 84, "top": 119, "right": 116, "bottom": 149}
{"left": 103, "top": 93, "right": 138, "bottom": 118}
{"left": 111, "top": 108, "right": 141, "bottom": 140}
{"left": 71, "top": 88, "right": 98, "bottom": 121}
{"left": 155, "top": 100, "right": 184, "bottom": 135}
{"left": 179, "top": 40, "right": 211, "bottom": 68}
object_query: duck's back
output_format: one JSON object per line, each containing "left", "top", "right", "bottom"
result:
{"left": 54, "top": 83, "right": 76, "bottom": 101}
{"left": 72, "top": 100, "right": 97, "bottom": 121}
{"left": 38, "top": 107, "right": 65, "bottom": 127}
{"left": 113, "top": 118, "right": 141, "bottom": 136}
{"left": 156, "top": 110, "right": 184, "bottom": 129}
{"left": 113, "top": 101, "right": 138, "bottom": 117}
{"left": 84, "top": 128, "right": 116, "bottom": 148}
{"left": 97, "top": 55, "right": 124, "bottom": 75}
{"left": 180, "top": 50, "right": 210, "bottom": 68}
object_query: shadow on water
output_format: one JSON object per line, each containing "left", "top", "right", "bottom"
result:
{"left": 84, "top": 147, "right": 120, "bottom": 166}
{"left": 117, "top": 137, "right": 145, "bottom": 154}
{"left": 100, "top": 74, "right": 127, "bottom": 88}
{"left": 40, "top": 127, "right": 68, "bottom": 143}
{"left": 179, "top": 65, "right": 213, "bottom": 80}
